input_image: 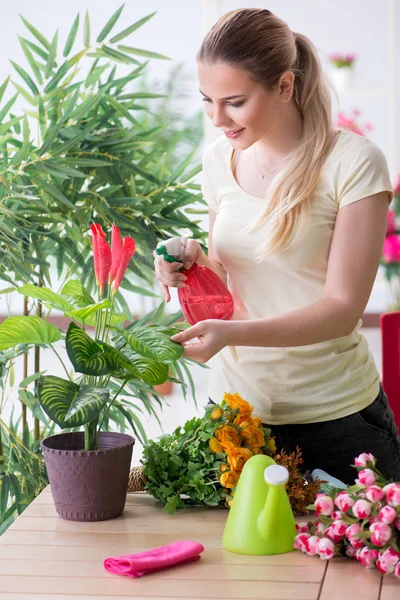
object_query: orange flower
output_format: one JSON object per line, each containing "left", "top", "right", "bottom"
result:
{"left": 234, "top": 413, "right": 251, "bottom": 428}
{"left": 226, "top": 446, "right": 253, "bottom": 472}
{"left": 241, "top": 424, "right": 266, "bottom": 449}
{"left": 224, "top": 392, "right": 253, "bottom": 415}
{"left": 211, "top": 407, "right": 224, "bottom": 420}
{"left": 252, "top": 416, "right": 262, "bottom": 428}
{"left": 220, "top": 470, "right": 239, "bottom": 489}
{"left": 220, "top": 463, "right": 230, "bottom": 473}
{"left": 215, "top": 425, "right": 241, "bottom": 449}
{"left": 209, "top": 437, "right": 223, "bottom": 454}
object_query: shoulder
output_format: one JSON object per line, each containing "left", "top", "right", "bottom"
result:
{"left": 332, "top": 130, "right": 387, "bottom": 169}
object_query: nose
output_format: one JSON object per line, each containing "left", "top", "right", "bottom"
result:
{"left": 211, "top": 105, "right": 229, "bottom": 128}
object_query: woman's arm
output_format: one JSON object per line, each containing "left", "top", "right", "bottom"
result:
{"left": 172, "top": 191, "right": 390, "bottom": 361}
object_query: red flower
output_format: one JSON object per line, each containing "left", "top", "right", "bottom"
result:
{"left": 109, "top": 224, "right": 124, "bottom": 283}
{"left": 112, "top": 236, "right": 136, "bottom": 294}
{"left": 90, "top": 223, "right": 112, "bottom": 293}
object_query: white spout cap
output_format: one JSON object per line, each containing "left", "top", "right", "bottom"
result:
{"left": 156, "top": 236, "right": 188, "bottom": 261}
{"left": 264, "top": 464, "right": 289, "bottom": 486}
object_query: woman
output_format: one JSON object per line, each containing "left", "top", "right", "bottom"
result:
{"left": 154, "top": 8, "right": 400, "bottom": 484}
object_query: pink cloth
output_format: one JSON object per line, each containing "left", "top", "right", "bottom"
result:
{"left": 104, "top": 540, "right": 204, "bottom": 578}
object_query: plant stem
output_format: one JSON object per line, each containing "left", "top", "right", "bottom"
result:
{"left": 22, "top": 296, "right": 29, "bottom": 430}
{"left": 34, "top": 270, "right": 43, "bottom": 442}
{"left": 97, "top": 379, "right": 128, "bottom": 435}
{"left": 52, "top": 347, "right": 72, "bottom": 381}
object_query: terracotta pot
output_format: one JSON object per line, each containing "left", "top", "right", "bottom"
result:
{"left": 41, "top": 431, "right": 134, "bottom": 522}
{"left": 153, "top": 380, "right": 174, "bottom": 395}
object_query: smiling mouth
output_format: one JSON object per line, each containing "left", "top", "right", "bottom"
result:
{"left": 224, "top": 128, "right": 244, "bottom": 134}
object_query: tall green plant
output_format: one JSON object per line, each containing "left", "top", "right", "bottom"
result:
{"left": 0, "top": 5, "right": 206, "bottom": 297}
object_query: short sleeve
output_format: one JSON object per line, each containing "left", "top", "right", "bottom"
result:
{"left": 201, "top": 147, "right": 219, "bottom": 213}
{"left": 337, "top": 139, "right": 393, "bottom": 208}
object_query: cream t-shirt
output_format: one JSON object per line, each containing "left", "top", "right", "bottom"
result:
{"left": 202, "top": 129, "right": 393, "bottom": 425}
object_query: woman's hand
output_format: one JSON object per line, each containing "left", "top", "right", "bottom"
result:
{"left": 153, "top": 239, "right": 203, "bottom": 302}
{"left": 171, "top": 319, "right": 231, "bottom": 362}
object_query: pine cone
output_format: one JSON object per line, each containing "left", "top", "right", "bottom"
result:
{"left": 127, "top": 466, "right": 147, "bottom": 493}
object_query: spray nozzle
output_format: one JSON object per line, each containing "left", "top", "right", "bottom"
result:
{"left": 155, "top": 236, "right": 188, "bottom": 264}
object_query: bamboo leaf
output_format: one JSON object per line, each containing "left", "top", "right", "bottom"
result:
{"left": 18, "top": 36, "right": 43, "bottom": 84}
{"left": 45, "top": 30, "right": 59, "bottom": 79}
{"left": 63, "top": 14, "right": 80, "bottom": 57}
{"left": 40, "top": 182, "right": 76, "bottom": 209}
{"left": 0, "top": 94, "right": 18, "bottom": 124}
{"left": 96, "top": 46, "right": 140, "bottom": 65}
{"left": 10, "top": 61, "right": 39, "bottom": 96}
{"left": 11, "top": 81, "right": 36, "bottom": 106}
{"left": 20, "top": 16, "right": 51, "bottom": 50}
{"left": 84, "top": 10, "right": 90, "bottom": 47}
{"left": 109, "top": 11, "right": 157, "bottom": 43}
{"left": 38, "top": 96, "right": 46, "bottom": 140}
{"left": 0, "top": 76, "right": 10, "bottom": 104}
{"left": 0, "top": 316, "right": 61, "bottom": 351}
{"left": 117, "top": 45, "right": 171, "bottom": 60}
{"left": 96, "top": 4, "right": 125, "bottom": 43}
{"left": 38, "top": 375, "right": 109, "bottom": 428}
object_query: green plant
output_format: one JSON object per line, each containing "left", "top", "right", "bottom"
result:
{"left": 0, "top": 223, "right": 193, "bottom": 451}
{"left": 0, "top": 5, "right": 206, "bottom": 296}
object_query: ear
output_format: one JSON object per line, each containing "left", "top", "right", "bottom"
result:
{"left": 278, "top": 71, "right": 295, "bottom": 102}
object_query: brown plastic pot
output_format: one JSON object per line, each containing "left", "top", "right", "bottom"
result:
{"left": 40, "top": 431, "right": 134, "bottom": 522}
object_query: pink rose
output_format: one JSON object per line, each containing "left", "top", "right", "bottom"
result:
{"left": 352, "top": 499, "right": 372, "bottom": 519}
{"left": 393, "top": 174, "right": 400, "bottom": 198}
{"left": 366, "top": 485, "right": 385, "bottom": 502}
{"left": 305, "top": 535, "right": 319, "bottom": 556}
{"left": 314, "top": 520, "right": 327, "bottom": 535}
{"left": 379, "top": 505, "right": 397, "bottom": 524}
{"left": 395, "top": 516, "right": 400, "bottom": 531}
{"left": 383, "top": 235, "right": 400, "bottom": 263}
{"left": 354, "top": 453, "right": 376, "bottom": 468}
{"left": 369, "top": 521, "right": 392, "bottom": 546}
{"left": 346, "top": 545, "right": 358, "bottom": 558}
{"left": 357, "top": 469, "right": 376, "bottom": 487}
{"left": 387, "top": 210, "right": 396, "bottom": 234}
{"left": 317, "top": 537, "right": 336, "bottom": 560}
{"left": 331, "top": 510, "right": 342, "bottom": 520}
{"left": 295, "top": 522, "right": 310, "bottom": 534}
{"left": 376, "top": 547, "right": 400, "bottom": 574}
{"left": 395, "top": 562, "right": 400, "bottom": 579}
{"left": 334, "top": 492, "right": 355, "bottom": 512}
{"left": 356, "top": 546, "right": 379, "bottom": 568}
{"left": 294, "top": 533, "right": 310, "bottom": 551}
{"left": 385, "top": 483, "right": 400, "bottom": 507}
{"left": 345, "top": 523, "right": 364, "bottom": 549}
{"left": 315, "top": 494, "right": 334, "bottom": 516}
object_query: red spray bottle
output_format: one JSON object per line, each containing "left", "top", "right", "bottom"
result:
{"left": 156, "top": 237, "right": 234, "bottom": 326}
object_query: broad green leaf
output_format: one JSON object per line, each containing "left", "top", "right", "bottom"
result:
{"left": 97, "top": 4, "right": 125, "bottom": 43}
{"left": 21, "top": 16, "right": 51, "bottom": 50}
{"left": 68, "top": 298, "right": 111, "bottom": 323}
{"left": 45, "top": 30, "right": 59, "bottom": 78}
{"left": 0, "top": 316, "right": 61, "bottom": 350}
{"left": 117, "top": 45, "right": 171, "bottom": 61}
{"left": 18, "top": 37, "right": 43, "bottom": 84}
{"left": 109, "top": 11, "right": 157, "bottom": 43}
{"left": 81, "top": 311, "right": 127, "bottom": 328}
{"left": 84, "top": 10, "right": 90, "bottom": 47}
{"left": 17, "top": 284, "right": 74, "bottom": 312}
{"left": 118, "top": 325, "right": 183, "bottom": 362}
{"left": 120, "top": 352, "right": 168, "bottom": 385}
{"left": 63, "top": 14, "right": 80, "bottom": 57}
{"left": 60, "top": 280, "right": 95, "bottom": 306}
{"left": 66, "top": 322, "right": 114, "bottom": 376}
{"left": 10, "top": 61, "right": 39, "bottom": 96}
{"left": 38, "top": 375, "right": 109, "bottom": 428}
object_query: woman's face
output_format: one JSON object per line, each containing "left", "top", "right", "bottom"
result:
{"left": 197, "top": 61, "right": 283, "bottom": 149}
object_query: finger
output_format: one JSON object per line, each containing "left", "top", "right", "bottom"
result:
{"left": 157, "top": 272, "right": 187, "bottom": 288}
{"left": 159, "top": 282, "right": 171, "bottom": 303}
{"left": 171, "top": 324, "right": 201, "bottom": 344}
{"left": 154, "top": 255, "right": 183, "bottom": 273}
{"left": 182, "top": 341, "right": 208, "bottom": 363}
{"left": 182, "top": 239, "right": 200, "bottom": 270}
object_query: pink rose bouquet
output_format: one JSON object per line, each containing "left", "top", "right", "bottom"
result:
{"left": 329, "top": 52, "right": 356, "bottom": 68}
{"left": 294, "top": 453, "right": 400, "bottom": 578}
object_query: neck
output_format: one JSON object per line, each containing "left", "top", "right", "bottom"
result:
{"left": 255, "top": 102, "right": 304, "bottom": 166}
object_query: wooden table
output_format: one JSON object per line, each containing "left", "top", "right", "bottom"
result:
{"left": 0, "top": 486, "right": 399, "bottom": 600}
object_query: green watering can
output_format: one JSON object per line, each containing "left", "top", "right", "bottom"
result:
{"left": 222, "top": 454, "right": 297, "bottom": 555}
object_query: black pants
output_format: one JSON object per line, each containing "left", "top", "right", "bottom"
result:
{"left": 209, "top": 384, "right": 400, "bottom": 485}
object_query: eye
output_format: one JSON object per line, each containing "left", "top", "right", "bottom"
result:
{"left": 228, "top": 101, "right": 245, "bottom": 108}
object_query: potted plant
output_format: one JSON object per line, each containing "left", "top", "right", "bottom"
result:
{"left": 328, "top": 52, "right": 357, "bottom": 92}
{"left": 0, "top": 223, "right": 186, "bottom": 522}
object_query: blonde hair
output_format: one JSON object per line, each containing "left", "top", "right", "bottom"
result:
{"left": 197, "top": 8, "right": 334, "bottom": 255}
